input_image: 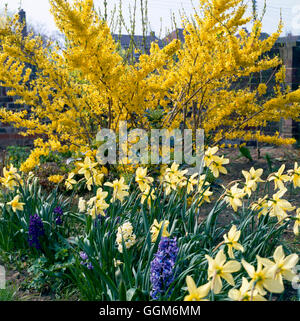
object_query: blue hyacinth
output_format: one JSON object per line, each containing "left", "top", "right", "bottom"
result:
{"left": 28, "top": 214, "right": 45, "bottom": 250}
{"left": 79, "top": 251, "right": 93, "bottom": 270}
{"left": 54, "top": 206, "right": 63, "bottom": 225}
{"left": 150, "top": 237, "right": 179, "bottom": 300}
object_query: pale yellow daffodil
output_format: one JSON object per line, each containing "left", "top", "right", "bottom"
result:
{"left": 205, "top": 249, "right": 241, "bottom": 294}
{"left": 224, "top": 183, "right": 246, "bottom": 212}
{"left": 135, "top": 167, "right": 154, "bottom": 192}
{"left": 7, "top": 195, "right": 25, "bottom": 213}
{"left": 288, "top": 162, "right": 300, "bottom": 188}
{"left": 293, "top": 208, "right": 300, "bottom": 235}
{"left": 228, "top": 277, "right": 267, "bottom": 301}
{"left": 242, "top": 258, "right": 284, "bottom": 295}
{"left": 184, "top": 276, "right": 211, "bottom": 301}
{"left": 150, "top": 219, "right": 170, "bottom": 243}
{"left": 65, "top": 172, "right": 77, "bottom": 190}
{"left": 258, "top": 246, "right": 299, "bottom": 285}
{"left": 268, "top": 188, "right": 295, "bottom": 222}
{"left": 104, "top": 177, "right": 129, "bottom": 203}
{"left": 223, "top": 225, "right": 244, "bottom": 258}
{"left": 268, "top": 165, "right": 290, "bottom": 190}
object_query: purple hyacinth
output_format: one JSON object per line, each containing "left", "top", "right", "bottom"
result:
{"left": 150, "top": 237, "right": 179, "bottom": 300}
{"left": 80, "top": 251, "right": 88, "bottom": 261}
{"left": 54, "top": 206, "right": 63, "bottom": 225}
{"left": 79, "top": 251, "right": 93, "bottom": 270}
{"left": 94, "top": 214, "right": 107, "bottom": 228}
{"left": 28, "top": 214, "right": 45, "bottom": 250}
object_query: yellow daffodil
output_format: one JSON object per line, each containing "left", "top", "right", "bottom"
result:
{"left": 0, "top": 164, "right": 22, "bottom": 190}
{"left": 141, "top": 187, "right": 156, "bottom": 208}
{"left": 243, "top": 167, "right": 264, "bottom": 182}
{"left": 223, "top": 225, "right": 244, "bottom": 258}
{"left": 197, "top": 175, "right": 213, "bottom": 205}
{"left": 104, "top": 177, "right": 129, "bottom": 203}
{"left": 150, "top": 219, "right": 170, "bottom": 243}
{"left": 268, "top": 165, "right": 290, "bottom": 190}
{"left": 65, "top": 172, "right": 77, "bottom": 190}
{"left": 228, "top": 277, "right": 267, "bottom": 301}
{"left": 78, "top": 197, "right": 86, "bottom": 212}
{"left": 251, "top": 195, "right": 269, "bottom": 218}
{"left": 86, "top": 169, "right": 104, "bottom": 191}
{"left": 258, "top": 246, "right": 299, "bottom": 285}
{"left": 87, "top": 188, "right": 109, "bottom": 218}
{"left": 184, "top": 276, "right": 211, "bottom": 301}
{"left": 3, "top": 164, "right": 18, "bottom": 177}
{"left": 205, "top": 249, "right": 241, "bottom": 294}
{"left": 163, "top": 174, "right": 178, "bottom": 196}
{"left": 7, "top": 195, "right": 25, "bottom": 213}
{"left": 293, "top": 208, "right": 300, "bottom": 235}
{"left": 165, "top": 162, "right": 188, "bottom": 185}
{"left": 116, "top": 221, "right": 136, "bottom": 253}
{"left": 76, "top": 156, "right": 98, "bottom": 180}
{"left": 288, "top": 162, "right": 300, "bottom": 188}
{"left": 268, "top": 188, "right": 295, "bottom": 222}
{"left": 224, "top": 183, "right": 246, "bottom": 212}
{"left": 48, "top": 175, "right": 64, "bottom": 184}
{"left": 242, "top": 258, "right": 284, "bottom": 295}
{"left": 208, "top": 156, "right": 230, "bottom": 178}
{"left": 242, "top": 167, "right": 264, "bottom": 196}
{"left": 135, "top": 167, "right": 154, "bottom": 192}
{"left": 162, "top": 163, "right": 188, "bottom": 195}
{"left": 181, "top": 173, "right": 199, "bottom": 194}
{"left": 204, "top": 146, "right": 219, "bottom": 168}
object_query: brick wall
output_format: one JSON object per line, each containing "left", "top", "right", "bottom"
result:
{"left": 0, "top": 10, "right": 32, "bottom": 147}
{"left": 277, "top": 40, "right": 300, "bottom": 141}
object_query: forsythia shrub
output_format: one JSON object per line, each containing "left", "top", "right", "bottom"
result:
{"left": 0, "top": 0, "right": 298, "bottom": 173}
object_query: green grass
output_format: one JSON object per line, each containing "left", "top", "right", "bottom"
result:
{"left": 0, "top": 287, "right": 17, "bottom": 301}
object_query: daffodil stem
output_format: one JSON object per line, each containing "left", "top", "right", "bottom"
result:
{"left": 250, "top": 281, "right": 257, "bottom": 301}
{"left": 212, "top": 241, "right": 225, "bottom": 253}
{"left": 210, "top": 272, "right": 217, "bottom": 301}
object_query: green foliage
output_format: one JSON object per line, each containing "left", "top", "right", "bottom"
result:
{"left": 5, "top": 146, "right": 31, "bottom": 169}
{"left": 265, "top": 153, "right": 273, "bottom": 172}
{"left": 239, "top": 146, "right": 253, "bottom": 162}
{"left": 0, "top": 287, "right": 17, "bottom": 301}
{"left": 26, "top": 247, "right": 74, "bottom": 295}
